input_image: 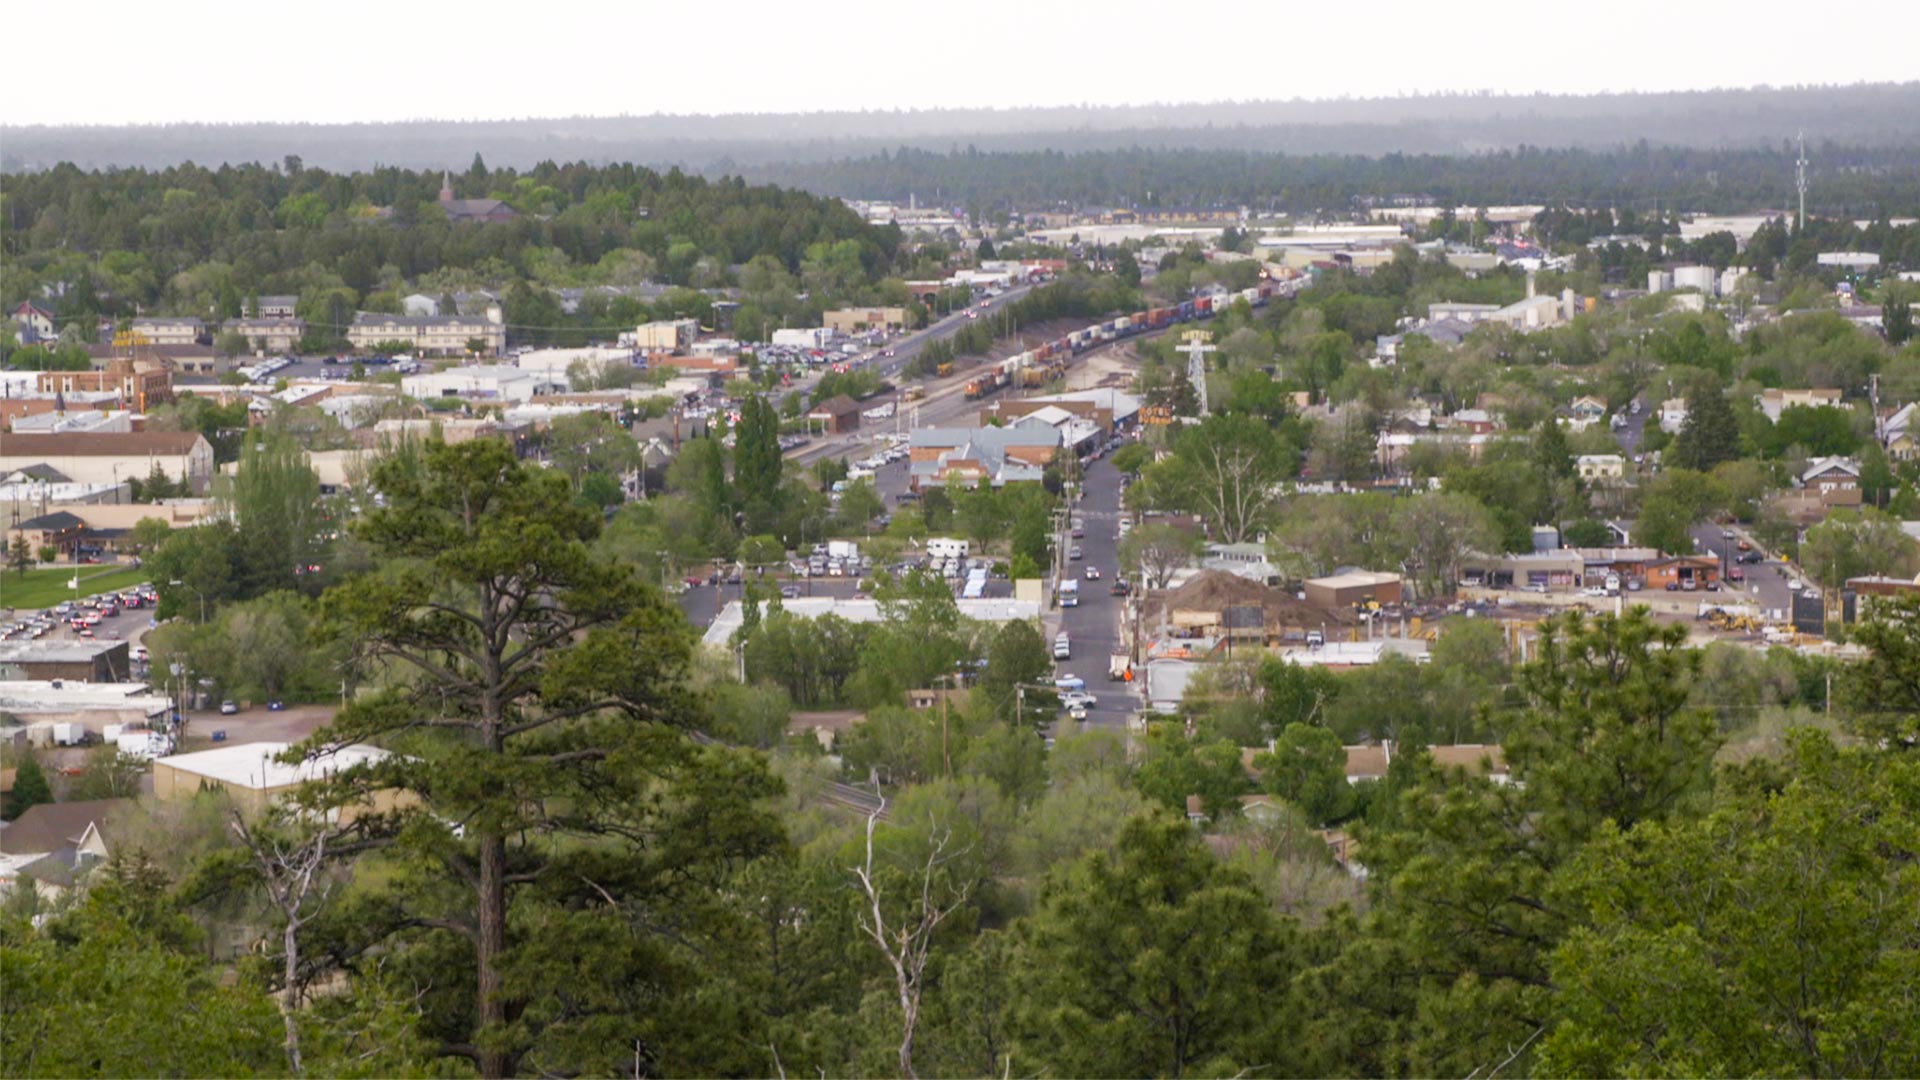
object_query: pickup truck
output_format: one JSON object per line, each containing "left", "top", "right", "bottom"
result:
{"left": 1109, "top": 654, "right": 1131, "bottom": 681}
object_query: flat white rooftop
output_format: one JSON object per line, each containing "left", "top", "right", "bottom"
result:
{"left": 0, "top": 681, "right": 168, "bottom": 716}
{"left": 153, "top": 741, "right": 389, "bottom": 791}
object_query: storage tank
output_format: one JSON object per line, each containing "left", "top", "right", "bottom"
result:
{"left": 1673, "top": 265, "right": 1716, "bottom": 295}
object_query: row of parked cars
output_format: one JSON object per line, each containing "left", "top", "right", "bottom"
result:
{"left": 2, "top": 585, "right": 155, "bottom": 642}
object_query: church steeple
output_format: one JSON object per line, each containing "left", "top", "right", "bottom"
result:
{"left": 440, "top": 170, "right": 453, "bottom": 203}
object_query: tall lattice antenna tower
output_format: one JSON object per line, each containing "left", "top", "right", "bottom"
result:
{"left": 1175, "top": 330, "right": 1216, "bottom": 417}
{"left": 1796, "top": 131, "right": 1808, "bottom": 232}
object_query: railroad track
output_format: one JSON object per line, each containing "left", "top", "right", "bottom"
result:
{"left": 689, "top": 730, "right": 889, "bottom": 819}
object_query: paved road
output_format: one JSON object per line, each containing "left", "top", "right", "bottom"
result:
{"left": 1612, "top": 397, "right": 1650, "bottom": 458}
{"left": 1688, "top": 521, "right": 1799, "bottom": 620}
{"left": 1051, "top": 457, "right": 1139, "bottom": 731}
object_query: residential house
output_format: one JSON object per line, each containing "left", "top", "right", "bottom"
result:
{"left": 1447, "top": 408, "right": 1499, "bottom": 435}
{"left": 220, "top": 317, "right": 305, "bottom": 355}
{"left": 436, "top": 172, "right": 517, "bottom": 223}
{"left": 347, "top": 308, "right": 505, "bottom": 357}
{"left": 255, "top": 295, "right": 299, "bottom": 318}
{"left": 1883, "top": 403, "right": 1920, "bottom": 461}
{"left": 1568, "top": 395, "right": 1609, "bottom": 422}
{"left": 0, "top": 798, "right": 128, "bottom": 902}
{"left": 10, "top": 301, "right": 56, "bottom": 344}
{"left": 1658, "top": 397, "right": 1689, "bottom": 434}
{"left": 1575, "top": 454, "right": 1627, "bottom": 482}
{"left": 0, "top": 432, "right": 216, "bottom": 494}
{"left": 128, "top": 316, "right": 205, "bottom": 346}
{"left": 1758, "top": 388, "right": 1844, "bottom": 423}
{"left": 1801, "top": 456, "right": 1863, "bottom": 506}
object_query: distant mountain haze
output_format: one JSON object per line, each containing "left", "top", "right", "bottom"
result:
{"left": 5, "top": 84, "right": 1918, "bottom": 174}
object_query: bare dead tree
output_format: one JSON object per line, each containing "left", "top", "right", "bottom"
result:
{"left": 849, "top": 801, "right": 973, "bottom": 1080}
{"left": 231, "top": 812, "right": 337, "bottom": 1075}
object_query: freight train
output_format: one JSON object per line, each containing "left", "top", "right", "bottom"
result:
{"left": 961, "top": 276, "right": 1300, "bottom": 399}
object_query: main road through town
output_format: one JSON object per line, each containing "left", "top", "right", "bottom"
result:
{"left": 1051, "top": 456, "right": 1138, "bottom": 731}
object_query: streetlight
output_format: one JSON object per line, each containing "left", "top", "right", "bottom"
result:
{"left": 167, "top": 578, "right": 208, "bottom": 624}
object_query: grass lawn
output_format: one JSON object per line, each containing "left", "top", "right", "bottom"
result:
{"left": 0, "top": 566, "right": 151, "bottom": 612}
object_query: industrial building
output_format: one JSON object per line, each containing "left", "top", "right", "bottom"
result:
{"left": 151, "top": 741, "right": 401, "bottom": 820}
{"left": 0, "top": 639, "right": 134, "bottom": 683}
{"left": 1303, "top": 571, "right": 1405, "bottom": 611}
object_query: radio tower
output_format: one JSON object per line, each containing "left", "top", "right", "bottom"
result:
{"left": 1795, "top": 131, "right": 1808, "bottom": 233}
{"left": 1175, "top": 330, "right": 1216, "bottom": 417}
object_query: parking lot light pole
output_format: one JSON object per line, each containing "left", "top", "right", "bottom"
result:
{"left": 167, "top": 578, "right": 208, "bottom": 624}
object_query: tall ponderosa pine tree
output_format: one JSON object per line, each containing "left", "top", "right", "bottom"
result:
{"left": 306, "top": 439, "right": 782, "bottom": 1078}
{"left": 1668, "top": 379, "right": 1742, "bottom": 471}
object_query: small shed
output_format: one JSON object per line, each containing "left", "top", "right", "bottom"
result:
{"left": 807, "top": 395, "right": 863, "bottom": 434}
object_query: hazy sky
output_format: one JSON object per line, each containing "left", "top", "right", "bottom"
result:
{"left": 7, "top": 0, "right": 1916, "bottom": 125}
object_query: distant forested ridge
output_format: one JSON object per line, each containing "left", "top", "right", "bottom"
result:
{"left": 0, "top": 160, "right": 901, "bottom": 345}
{"left": 752, "top": 142, "right": 1920, "bottom": 217}
{"left": 5, "top": 83, "right": 1917, "bottom": 174}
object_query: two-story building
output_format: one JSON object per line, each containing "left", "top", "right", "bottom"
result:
{"left": 128, "top": 317, "right": 206, "bottom": 346}
{"left": 255, "top": 295, "right": 299, "bottom": 318}
{"left": 1758, "top": 387, "right": 1845, "bottom": 423}
{"left": 1575, "top": 453, "right": 1627, "bottom": 482}
{"left": 1801, "top": 456, "right": 1863, "bottom": 507}
{"left": 9, "top": 301, "right": 56, "bottom": 344}
{"left": 221, "top": 317, "right": 306, "bottom": 355}
{"left": 347, "top": 307, "right": 505, "bottom": 357}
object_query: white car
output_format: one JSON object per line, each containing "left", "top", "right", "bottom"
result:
{"left": 1582, "top": 586, "right": 1608, "bottom": 597}
{"left": 1061, "top": 690, "right": 1097, "bottom": 709}
{"left": 1084, "top": 566, "right": 1101, "bottom": 580}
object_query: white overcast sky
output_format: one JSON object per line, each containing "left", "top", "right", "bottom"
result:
{"left": 5, "top": 0, "right": 1916, "bottom": 125}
